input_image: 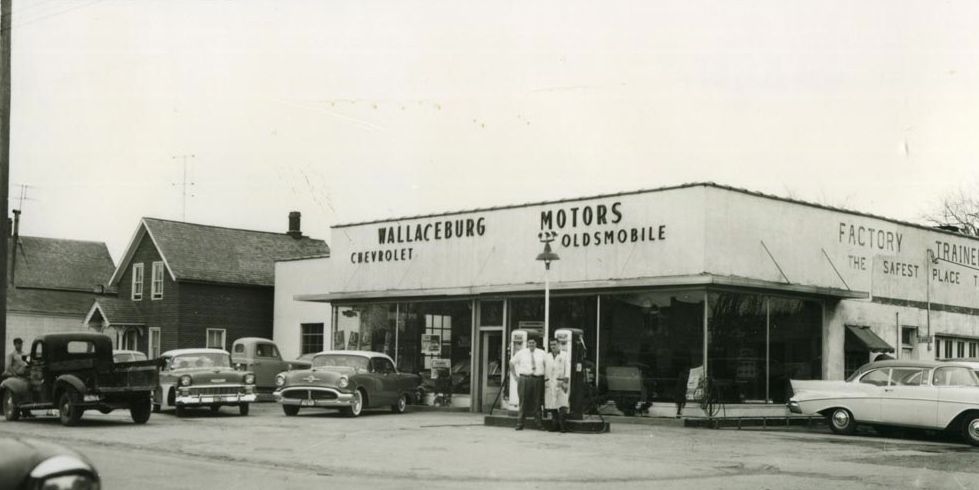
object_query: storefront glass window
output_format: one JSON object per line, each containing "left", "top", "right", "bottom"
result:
{"left": 769, "top": 298, "right": 822, "bottom": 403}
{"left": 599, "top": 291, "right": 705, "bottom": 411}
{"left": 707, "top": 292, "right": 822, "bottom": 404}
{"left": 404, "top": 301, "right": 473, "bottom": 395}
{"left": 708, "top": 292, "right": 767, "bottom": 403}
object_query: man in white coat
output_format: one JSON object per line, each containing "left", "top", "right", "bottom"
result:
{"left": 544, "top": 339, "right": 570, "bottom": 433}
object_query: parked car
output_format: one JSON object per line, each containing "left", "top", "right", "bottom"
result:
{"left": 0, "top": 438, "right": 100, "bottom": 490}
{"left": 789, "top": 359, "right": 979, "bottom": 445}
{"left": 0, "top": 333, "right": 158, "bottom": 426}
{"left": 230, "top": 337, "right": 311, "bottom": 394}
{"left": 274, "top": 350, "right": 421, "bottom": 417}
{"left": 153, "top": 348, "right": 257, "bottom": 417}
{"left": 114, "top": 349, "right": 148, "bottom": 363}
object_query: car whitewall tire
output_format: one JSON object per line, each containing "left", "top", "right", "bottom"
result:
{"left": 392, "top": 394, "right": 408, "bottom": 414}
{"left": 963, "top": 416, "right": 979, "bottom": 446}
{"left": 828, "top": 408, "right": 856, "bottom": 435}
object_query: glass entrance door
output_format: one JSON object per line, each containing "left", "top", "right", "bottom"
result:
{"left": 480, "top": 331, "right": 504, "bottom": 412}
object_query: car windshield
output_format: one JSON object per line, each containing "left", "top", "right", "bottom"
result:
{"left": 312, "top": 354, "right": 369, "bottom": 370}
{"left": 171, "top": 353, "right": 230, "bottom": 369}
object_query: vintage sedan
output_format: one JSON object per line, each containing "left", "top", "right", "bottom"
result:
{"left": 0, "top": 438, "right": 100, "bottom": 490}
{"left": 274, "top": 351, "right": 421, "bottom": 417}
{"left": 789, "top": 359, "right": 979, "bottom": 445}
{"left": 153, "top": 348, "right": 257, "bottom": 417}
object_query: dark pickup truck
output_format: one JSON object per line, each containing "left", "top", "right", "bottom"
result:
{"left": 1, "top": 333, "right": 159, "bottom": 426}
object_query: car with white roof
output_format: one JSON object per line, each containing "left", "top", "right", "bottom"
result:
{"left": 790, "top": 359, "right": 979, "bottom": 445}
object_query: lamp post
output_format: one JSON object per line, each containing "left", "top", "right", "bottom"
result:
{"left": 536, "top": 231, "right": 560, "bottom": 343}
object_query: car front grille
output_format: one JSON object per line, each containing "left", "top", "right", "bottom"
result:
{"left": 281, "top": 389, "right": 338, "bottom": 400}
{"left": 190, "top": 386, "right": 242, "bottom": 396}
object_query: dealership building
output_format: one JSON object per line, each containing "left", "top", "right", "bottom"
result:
{"left": 276, "top": 183, "right": 979, "bottom": 416}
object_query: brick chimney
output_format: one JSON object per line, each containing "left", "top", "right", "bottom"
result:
{"left": 287, "top": 211, "right": 302, "bottom": 239}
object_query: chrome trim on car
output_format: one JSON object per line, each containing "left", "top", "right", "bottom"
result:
{"left": 274, "top": 386, "right": 355, "bottom": 408}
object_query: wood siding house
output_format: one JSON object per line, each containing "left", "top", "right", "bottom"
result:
{"left": 84, "top": 215, "right": 329, "bottom": 357}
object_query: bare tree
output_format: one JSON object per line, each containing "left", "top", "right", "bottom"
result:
{"left": 924, "top": 186, "right": 979, "bottom": 236}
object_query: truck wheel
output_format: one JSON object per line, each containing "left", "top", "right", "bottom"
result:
{"left": 282, "top": 404, "right": 300, "bottom": 416}
{"left": 175, "top": 404, "right": 187, "bottom": 418}
{"left": 3, "top": 390, "right": 21, "bottom": 422}
{"left": 131, "top": 396, "right": 151, "bottom": 424}
{"left": 58, "top": 390, "right": 83, "bottom": 426}
{"left": 239, "top": 403, "right": 250, "bottom": 416}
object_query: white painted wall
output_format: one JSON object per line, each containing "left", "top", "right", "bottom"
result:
{"left": 273, "top": 257, "right": 333, "bottom": 360}
{"left": 5, "top": 313, "right": 88, "bottom": 352}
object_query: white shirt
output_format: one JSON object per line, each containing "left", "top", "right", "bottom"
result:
{"left": 510, "top": 347, "right": 546, "bottom": 376}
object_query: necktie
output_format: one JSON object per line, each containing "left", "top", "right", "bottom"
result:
{"left": 531, "top": 350, "right": 536, "bottom": 374}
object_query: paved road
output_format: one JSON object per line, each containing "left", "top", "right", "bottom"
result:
{"left": 3, "top": 403, "right": 979, "bottom": 489}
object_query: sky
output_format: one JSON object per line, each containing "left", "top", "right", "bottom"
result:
{"left": 8, "top": 0, "right": 979, "bottom": 263}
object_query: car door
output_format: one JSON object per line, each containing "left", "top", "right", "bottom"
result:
{"left": 934, "top": 366, "right": 979, "bottom": 428}
{"left": 851, "top": 368, "right": 889, "bottom": 423}
{"left": 370, "top": 357, "right": 398, "bottom": 406}
{"left": 879, "top": 367, "right": 938, "bottom": 428}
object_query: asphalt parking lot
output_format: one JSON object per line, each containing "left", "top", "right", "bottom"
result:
{"left": 3, "top": 403, "right": 979, "bottom": 489}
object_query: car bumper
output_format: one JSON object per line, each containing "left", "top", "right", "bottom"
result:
{"left": 176, "top": 393, "right": 257, "bottom": 406}
{"left": 274, "top": 388, "right": 356, "bottom": 408}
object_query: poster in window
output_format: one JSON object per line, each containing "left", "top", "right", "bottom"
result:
{"left": 334, "top": 330, "right": 345, "bottom": 350}
{"left": 347, "top": 331, "right": 359, "bottom": 350}
{"left": 422, "top": 334, "right": 442, "bottom": 355}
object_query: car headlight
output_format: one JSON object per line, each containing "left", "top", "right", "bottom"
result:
{"left": 275, "top": 374, "right": 285, "bottom": 387}
{"left": 338, "top": 376, "right": 349, "bottom": 388}
{"left": 179, "top": 375, "right": 192, "bottom": 387}
{"left": 244, "top": 373, "right": 255, "bottom": 385}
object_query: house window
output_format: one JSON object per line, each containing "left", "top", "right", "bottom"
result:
{"left": 900, "top": 326, "right": 917, "bottom": 359}
{"left": 151, "top": 261, "right": 165, "bottom": 300}
{"left": 149, "top": 327, "right": 161, "bottom": 359}
{"left": 958, "top": 341, "right": 966, "bottom": 359}
{"left": 131, "top": 263, "right": 144, "bottom": 301}
{"left": 971, "top": 342, "right": 978, "bottom": 358}
{"left": 206, "top": 329, "right": 226, "bottom": 350}
{"left": 120, "top": 328, "right": 138, "bottom": 351}
{"left": 300, "top": 323, "right": 325, "bottom": 354}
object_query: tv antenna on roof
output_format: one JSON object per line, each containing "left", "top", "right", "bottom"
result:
{"left": 171, "top": 154, "right": 196, "bottom": 221}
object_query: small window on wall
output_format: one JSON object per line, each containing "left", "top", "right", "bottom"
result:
{"left": 149, "top": 327, "right": 161, "bottom": 358}
{"left": 151, "top": 261, "right": 165, "bottom": 300}
{"left": 206, "top": 329, "right": 226, "bottom": 350}
{"left": 301, "top": 323, "right": 325, "bottom": 354}
{"left": 971, "top": 342, "right": 978, "bottom": 358}
{"left": 936, "top": 336, "right": 979, "bottom": 360}
{"left": 131, "top": 263, "right": 144, "bottom": 301}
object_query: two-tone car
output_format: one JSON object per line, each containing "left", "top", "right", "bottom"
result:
{"left": 790, "top": 359, "right": 979, "bottom": 445}
{"left": 153, "top": 348, "right": 257, "bottom": 417}
{"left": 274, "top": 350, "right": 420, "bottom": 417}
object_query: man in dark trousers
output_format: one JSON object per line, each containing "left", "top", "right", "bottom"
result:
{"left": 509, "top": 337, "right": 546, "bottom": 430}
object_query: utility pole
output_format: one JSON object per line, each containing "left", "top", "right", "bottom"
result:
{"left": 0, "top": 0, "right": 13, "bottom": 369}
{"left": 171, "top": 154, "right": 195, "bottom": 221}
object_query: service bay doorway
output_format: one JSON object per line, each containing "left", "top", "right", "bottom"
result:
{"left": 480, "top": 331, "right": 504, "bottom": 412}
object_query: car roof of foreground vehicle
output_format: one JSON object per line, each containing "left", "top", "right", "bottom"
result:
{"left": 0, "top": 438, "right": 94, "bottom": 486}
{"left": 161, "top": 348, "right": 230, "bottom": 357}
{"left": 848, "top": 359, "right": 979, "bottom": 379}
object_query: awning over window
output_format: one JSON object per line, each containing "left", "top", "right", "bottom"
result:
{"left": 846, "top": 325, "right": 894, "bottom": 353}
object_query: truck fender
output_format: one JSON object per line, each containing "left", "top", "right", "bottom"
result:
{"left": 54, "top": 374, "right": 87, "bottom": 398}
{"left": 0, "top": 376, "right": 31, "bottom": 404}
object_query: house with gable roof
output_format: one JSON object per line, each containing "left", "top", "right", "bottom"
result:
{"left": 84, "top": 213, "right": 329, "bottom": 357}
{"left": 5, "top": 232, "right": 115, "bottom": 351}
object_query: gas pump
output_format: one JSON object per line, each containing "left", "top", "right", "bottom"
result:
{"left": 554, "top": 328, "right": 588, "bottom": 419}
{"left": 505, "top": 329, "right": 528, "bottom": 411}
